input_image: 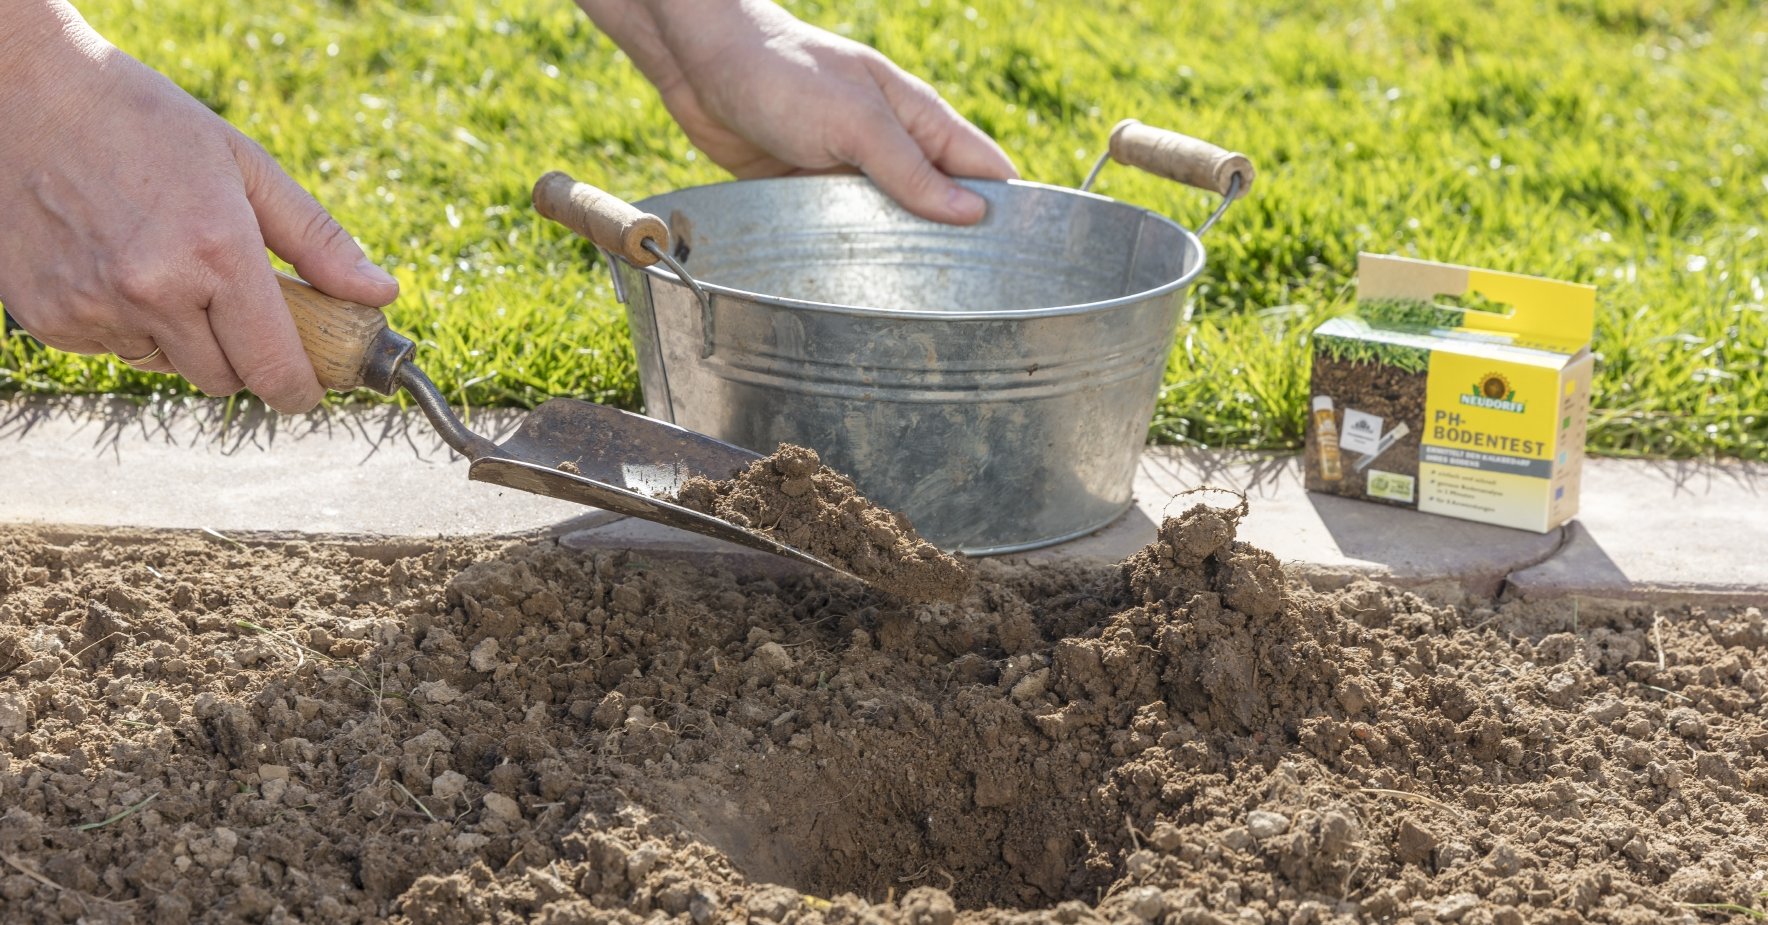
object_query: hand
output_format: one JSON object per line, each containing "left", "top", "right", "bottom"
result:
{"left": 0, "top": 2, "right": 398, "bottom": 413}
{"left": 578, "top": 0, "right": 1018, "bottom": 225}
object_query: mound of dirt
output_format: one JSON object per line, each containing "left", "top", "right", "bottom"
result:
{"left": 672, "top": 443, "right": 971, "bottom": 602}
{"left": 1, "top": 506, "right": 1765, "bottom": 925}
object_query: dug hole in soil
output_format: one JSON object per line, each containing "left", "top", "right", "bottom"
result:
{"left": 1, "top": 500, "right": 1765, "bottom": 924}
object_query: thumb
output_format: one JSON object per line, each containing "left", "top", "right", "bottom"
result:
{"left": 229, "top": 132, "right": 400, "bottom": 306}
{"left": 846, "top": 117, "right": 989, "bottom": 225}
{"left": 837, "top": 58, "right": 999, "bottom": 225}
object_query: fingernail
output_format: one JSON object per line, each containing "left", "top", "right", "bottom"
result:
{"left": 357, "top": 258, "right": 397, "bottom": 289}
{"left": 947, "top": 186, "right": 987, "bottom": 224}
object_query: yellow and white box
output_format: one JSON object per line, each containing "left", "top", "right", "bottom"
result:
{"left": 1304, "top": 254, "right": 1595, "bottom": 532}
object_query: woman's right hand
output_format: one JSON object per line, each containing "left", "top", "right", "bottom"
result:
{"left": 0, "top": 1, "right": 399, "bottom": 413}
{"left": 577, "top": 0, "right": 1018, "bottom": 226}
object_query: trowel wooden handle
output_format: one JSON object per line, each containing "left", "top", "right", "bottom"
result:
{"left": 1108, "top": 120, "right": 1255, "bottom": 198}
{"left": 533, "top": 171, "right": 667, "bottom": 266}
{"left": 276, "top": 271, "right": 410, "bottom": 394}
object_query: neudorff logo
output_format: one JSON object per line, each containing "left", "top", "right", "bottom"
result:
{"left": 1460, "top": 372, "right": 1526, "bottom": 413}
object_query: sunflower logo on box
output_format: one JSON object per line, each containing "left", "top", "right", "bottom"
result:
{"left": 1461, "top": 371, "right": 1526, "bottom": 413}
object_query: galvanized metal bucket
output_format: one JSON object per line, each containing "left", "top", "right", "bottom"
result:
{"left": 545, "top": 121, "right": 1254, "bottom": 554}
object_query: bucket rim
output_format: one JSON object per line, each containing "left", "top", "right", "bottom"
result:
{"left": 624, "top": 176, "right": 1207, "bottom": 321}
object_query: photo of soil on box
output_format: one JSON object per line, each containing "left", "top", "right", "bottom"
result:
{"left": 1304, "top": 337, "right": 1429, "bottom": 505}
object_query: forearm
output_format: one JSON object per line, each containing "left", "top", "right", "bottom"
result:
{"left": 573, "top": 0, "right": 787, "bottom": 94}
{"left": 0, "top": 1, "right": 112, "bottom": 126}
{"left": 572, "top": 0, "right": 678, "bottom": 89}
{"left": 0, "top": 1, "right": 102, "bottom": 75}
{"left": 0, "top": 0, "right": 59, "bottom": 51}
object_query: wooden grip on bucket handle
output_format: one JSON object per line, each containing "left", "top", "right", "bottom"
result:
{"left": 533, "top": 171, "right": 668, "bottom": 267}
{"left": 275, "top": 271, "right": 412, "bottom": 395}
{"left": 1107, "top": 120, "right": 1255, "bottom": 199}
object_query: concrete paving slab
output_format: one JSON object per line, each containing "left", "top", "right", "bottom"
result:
{"left": 1505, "top": 458, "right": 1768, "bottom": 607}
{"left": 549, "top": 450, "right": 1768, "bottom": 606}
{"left": 0, "top": 396, "right": 591, "bottom": 538}
{"left": 1011, "top": 449, "right": 1567, "bottom": 598}
{"left": 553, "top": 449, "right": 1568, "bottom": 598}
{"left": 2, "top": 397, "right": 1762, "bottom": 605}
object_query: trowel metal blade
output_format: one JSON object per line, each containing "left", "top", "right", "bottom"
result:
{"left": 466, "top": 399, "right": 842, "bottom": 573}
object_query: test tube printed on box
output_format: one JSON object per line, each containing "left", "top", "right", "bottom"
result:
{"left": 1304, "top": 254, "right": 1596, "bottom": 533}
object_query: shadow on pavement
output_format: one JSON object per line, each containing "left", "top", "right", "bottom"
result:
{"left": 0, "top": 394, "right": 529, "bottom": 463}
{"left": 1136, "top": 447, "right": 1295, "bottom": 499}
{"left": 1306, "top": 490, "right": 1566, "bottom": 594}
{"left": 1637, "top": 456, "right": 1766, "bottom": 498}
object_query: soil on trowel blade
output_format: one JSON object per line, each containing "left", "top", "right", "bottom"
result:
{"left": 1, "top": 507, "right": 1766, "bottom": 925}
{"left": 671, "top": 443, "right": 971, "bottom": 603}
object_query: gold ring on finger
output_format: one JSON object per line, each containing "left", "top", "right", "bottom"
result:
{"left": 117, "top": 345, "right": 164, "bottom": 367}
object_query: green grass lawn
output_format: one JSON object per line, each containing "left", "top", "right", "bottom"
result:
{"left": 2, "top": 0, "right": 1764, "bottom": 459}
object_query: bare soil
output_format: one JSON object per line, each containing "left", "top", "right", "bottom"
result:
{"left": 673, "top": 444, "right": 971, "bottom": 602}
{"left": 0, "top": 506, "right": 1764, "bottom": 925}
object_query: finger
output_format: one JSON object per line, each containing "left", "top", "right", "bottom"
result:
{"left": 228, "top": 131, "right": 399, "bottom": 308}
{"left": 126, "top": 355, "right": 178, "bottom": 375}
{"left": 871, "top": 64, "right": 1019, "bottom": 182}
{"left": 28, "top": 331, "right": 109, "bottom": 356}
{"left": 845, "top": 62, "right": 1012, "bottom": 225}
{"left": 921, "top": 100, "right": 1018, "bottom": 182}
{"left": 837, "top": 106, "right": 988, "bottom": 225}
{"left": 154, "top": 311, "right": 247, "bottom": 398}
{"left": 106, "top": 338, "right": 177, "bottom": 374}
{"left": 0, "top": 298, "right": 111, "bottom": 355}
{"left": 204, "top": 245, "right": 327, "bottom": 414}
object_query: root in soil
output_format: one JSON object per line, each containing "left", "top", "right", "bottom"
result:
{"left": 671, "top": 443, "right": 971, "bottom": 602}
{"left": 0, "top": 506, "right": 1765, "bottom": 925}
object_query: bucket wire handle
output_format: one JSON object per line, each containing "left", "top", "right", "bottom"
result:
{"left": 533, "top": 171, "right": 715, "bottom": 357}
{"left": 1079, "top": 119, "right": 1255, "bottom": 236}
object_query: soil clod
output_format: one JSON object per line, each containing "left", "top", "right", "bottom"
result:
{"left": 672, "top": 443, "right": 971, "bottom": 602}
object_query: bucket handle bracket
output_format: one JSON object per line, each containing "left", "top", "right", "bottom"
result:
{"left": 534, "top": 171, "right": 716, "bottom": 358}
{"left": 643, "top": 239, "right": 715, "bottom": 359}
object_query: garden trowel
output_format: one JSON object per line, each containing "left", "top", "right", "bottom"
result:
{"left": 271, "top": 180, "right": 844, "bottom": 576}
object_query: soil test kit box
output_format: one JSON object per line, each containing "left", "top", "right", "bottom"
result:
{"left": 1304, "top": 254, "right": 1595, "bottom": 532}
